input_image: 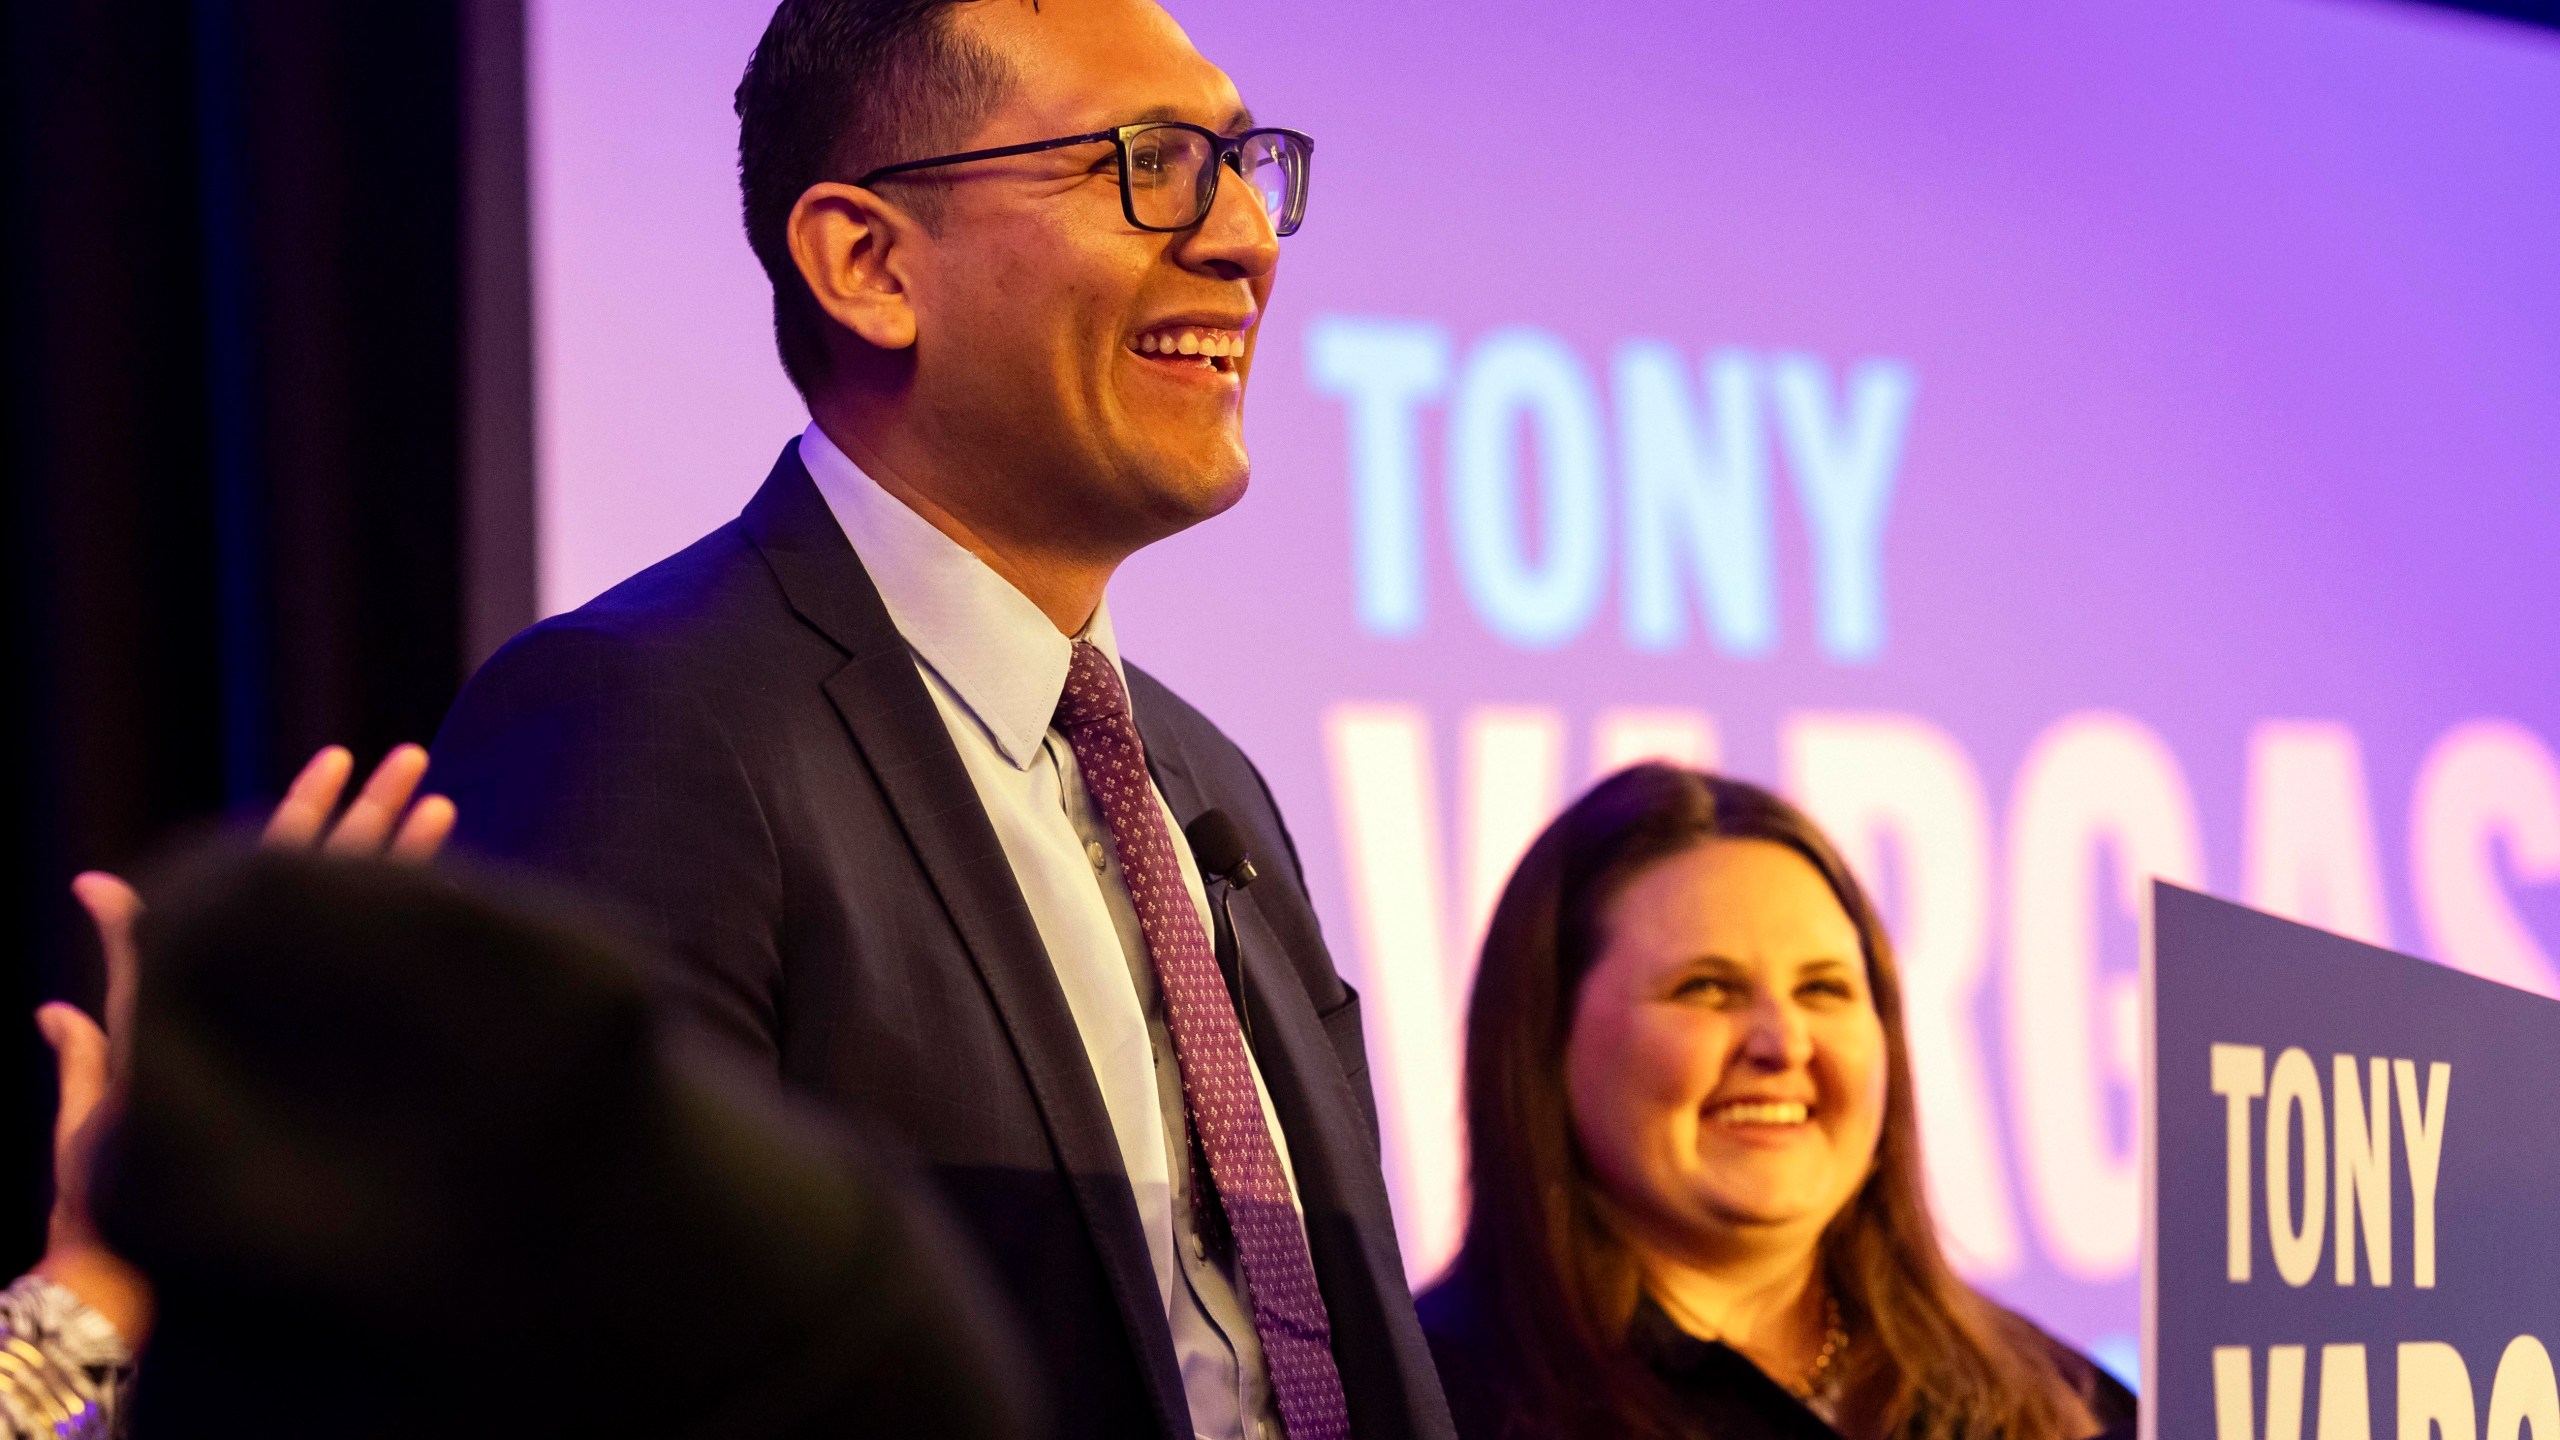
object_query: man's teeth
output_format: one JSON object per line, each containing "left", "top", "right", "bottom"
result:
{"left": 1134, "top": 328, "right": 1245, "bottom": 359}
{"left": 1711, "top": 1101, "right": 1811, "bottom": 1126}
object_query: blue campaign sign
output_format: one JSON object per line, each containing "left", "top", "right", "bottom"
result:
{"left": 2147, "top": 882, "right": 2560, "bottom": 1440}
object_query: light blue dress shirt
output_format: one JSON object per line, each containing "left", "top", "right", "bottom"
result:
{"left": 800, "top": 423, "right": 1300, "bottom": 1440}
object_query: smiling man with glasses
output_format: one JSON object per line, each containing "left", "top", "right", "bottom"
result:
{"left": 428, "top": 3, "right": 1453, "bottom": 1440}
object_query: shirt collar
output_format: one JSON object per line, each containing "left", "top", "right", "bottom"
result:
{"left": 799, "top": 422, "right": 1125, "bottom": 770}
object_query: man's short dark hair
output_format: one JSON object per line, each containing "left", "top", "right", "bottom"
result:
{"left": 735, "top": 0, "right": 1014, "bottom": 397}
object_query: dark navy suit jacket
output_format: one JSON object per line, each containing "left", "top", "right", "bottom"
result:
{"left": 429, "top": 443, "right": 1453, "bottom": 1440}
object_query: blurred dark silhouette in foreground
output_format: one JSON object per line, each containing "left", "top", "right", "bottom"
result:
{"left": 95, "top": 848, "right": 1032, "bottom": 1439}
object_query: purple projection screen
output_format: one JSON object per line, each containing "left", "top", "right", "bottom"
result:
{"left": 528, "top": 0, "right": 2560, "bottom": 1370}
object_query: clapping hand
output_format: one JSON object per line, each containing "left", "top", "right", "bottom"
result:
{"left": 30, "top": 744, "right": 455, "bottom": 1342}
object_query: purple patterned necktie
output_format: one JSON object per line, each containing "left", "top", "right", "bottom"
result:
{"left": 1053, "top": 640, "right": 1352, "bottom": 1440}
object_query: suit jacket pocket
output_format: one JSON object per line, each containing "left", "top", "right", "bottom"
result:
{"left": 1315, "top": 985, "right": 1381, "bottom": 1155}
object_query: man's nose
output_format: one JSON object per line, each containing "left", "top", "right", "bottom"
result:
{"left": 1174, "top": 160, "right": 1281, "bottom": 280}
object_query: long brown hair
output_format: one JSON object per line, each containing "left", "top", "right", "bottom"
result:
{"left": 1445, "top": 764, "right": 2097, "bottom": 1439}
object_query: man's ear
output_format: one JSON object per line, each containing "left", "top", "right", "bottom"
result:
{"left": 785, "top": 182, "right": 921, "bottom": 352}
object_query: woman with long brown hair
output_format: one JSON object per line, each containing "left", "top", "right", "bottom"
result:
{"left": 1417, "top": 764, "right": 2134, "bottom": 1440}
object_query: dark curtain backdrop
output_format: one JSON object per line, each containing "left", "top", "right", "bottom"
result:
{"left": 1, "top": 0, "right": 530, "bottom": 1279}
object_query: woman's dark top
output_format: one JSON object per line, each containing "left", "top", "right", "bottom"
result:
{"left": 1417, "top": 1267, "right": 2138, "bottom": 1440}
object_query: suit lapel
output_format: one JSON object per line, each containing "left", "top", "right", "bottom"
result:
{"left": 1132, "top": 706, "right": 1252, "bottom": 1026}
{"left": 1132, "top": 689, "right": 1205, "bottom": 821}
{"left": 1226, "top": 889, "right": 1432, "bottom": 1440}
{"left": 740, "top": 444, "right": 1190, "bottom": 1440}
{"left": 1140, "top": 690, "right": 1370, "bottom": 1173}
{"left": 1138, "top": 684, "right": 1444, "bottom": 1440}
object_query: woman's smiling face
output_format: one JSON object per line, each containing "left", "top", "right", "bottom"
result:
{"left": 1564, "top": 837, "right": 1889, "bottom": 1261}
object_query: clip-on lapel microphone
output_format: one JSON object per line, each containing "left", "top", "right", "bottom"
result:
{"left": 1184, "top": 808, "right": 1258, "bottom": 1050}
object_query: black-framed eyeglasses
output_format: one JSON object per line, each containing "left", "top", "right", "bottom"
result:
{"left": 857, "top": 121, "right": 1313, "bottom": 236}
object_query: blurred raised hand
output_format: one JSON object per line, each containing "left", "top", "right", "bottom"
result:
{"left": 30, "top": 744, "right": 455, "bottom": 1342}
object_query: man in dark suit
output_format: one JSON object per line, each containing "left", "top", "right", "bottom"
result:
{"left": 429, "top": 3, "right": 1453, "bottom": 1439}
